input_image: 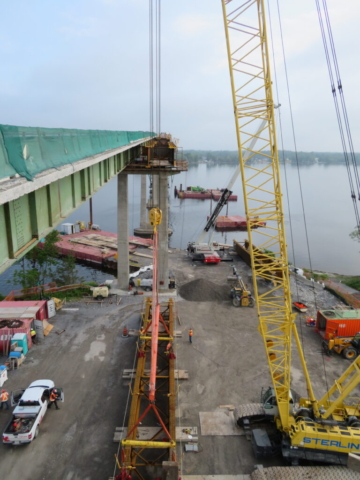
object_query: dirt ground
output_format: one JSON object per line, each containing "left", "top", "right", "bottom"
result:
{"left": 0, "top": 295, "right": 144, "bottom": 480}
{"left": 170, "top": 249, "right": 355, "bottom": 476}
{"left": 0, "top": 249, "right": 357, "bottom": 479}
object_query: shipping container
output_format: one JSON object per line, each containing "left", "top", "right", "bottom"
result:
{"left": 317, "top": 309, "right": 360, "bottom": 340}
{"left": 0, "top": 301, "right": 48, "bottom": 321}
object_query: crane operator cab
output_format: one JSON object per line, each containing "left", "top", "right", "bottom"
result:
{"left": 261, "top": 387, "right": 294, "bottom": 418}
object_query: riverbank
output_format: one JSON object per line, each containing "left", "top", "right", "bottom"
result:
{"left": 183, "top": 149, "right": 357, "bottom": 166}
{"left": 298, "top": 269, "right": 360, "bottom": 309}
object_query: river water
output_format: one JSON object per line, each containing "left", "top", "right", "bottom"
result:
{"left": 0, "top": 163, "right": 358, "bottom": 295}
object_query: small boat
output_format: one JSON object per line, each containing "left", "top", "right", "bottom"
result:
{"left": 293, "top": 301, "right": 308, "bottom": 313}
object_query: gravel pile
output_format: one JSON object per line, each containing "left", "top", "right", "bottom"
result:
{"left": 179, "top": 278, "right": 230, "bottom": 302}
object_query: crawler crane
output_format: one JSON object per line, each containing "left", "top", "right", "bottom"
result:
{"left": 222, "top": 0, "right": 360, "bottom": 465}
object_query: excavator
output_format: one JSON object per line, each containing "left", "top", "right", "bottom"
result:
{"left": 187, "top": 188, "right": 232, "bottom": 263}
{"left": 187, "top": 121, "right": 267, "bottom": 264}
{"left": 222, "top": 0, "right": 360, "bottom": 466}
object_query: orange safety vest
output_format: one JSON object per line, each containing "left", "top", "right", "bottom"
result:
{"left": 50, "top": 392, "right": 57, "bottom": 402}
{"left": 1, "top": 391, "right": 9, "bottom": 402}
{"left": 189, "top": 329, "right": 193, "bottom": 337}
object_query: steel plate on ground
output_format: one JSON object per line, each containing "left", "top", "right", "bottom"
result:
{"left": 199, "top": 410, "right": 244, "bottom": 436}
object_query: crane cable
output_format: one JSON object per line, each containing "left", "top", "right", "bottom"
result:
{"left": 315, "top": 0, "right": 360, "bottom": 231}
{"left": 266, "top": 0, "right": 300, "bottom": 302}
{"left": 149, "top": 0, "right": 162, "bottom": 269}
{"left": 113, "top": 2, "right": 163, "bottom": 476}
{"left": 266, "top": 0, "right": 309, "bottom": 371}
{"left": 149, "top": 0, "right": 161, "bottom": 214}
{"left": 148, "top": 0, "right": 161, "bottom": 137}
{"left": 321, "top": 0, "right": 360, "bottom": 197}
{"left": 274, "top": 0, "right": 329, "bottom": 397}
{"left": 156, "top": 0, "right": 161, "bottom": 136}
{"left": 149, "top": 0, "right": 154, "bottom": 137}
{"left": 267, "top": 0, "right": 306, "bottom": 381}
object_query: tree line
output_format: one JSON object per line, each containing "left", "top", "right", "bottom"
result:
{"left": 10, "top": 230, "right": 84, "bottom": 291}
{"left": 183, "top": 150, "right": 358, "bottom": 165}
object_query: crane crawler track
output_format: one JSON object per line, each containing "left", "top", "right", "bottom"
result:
{"left": 234, "top": 404, "right": 266, "bottom": 427}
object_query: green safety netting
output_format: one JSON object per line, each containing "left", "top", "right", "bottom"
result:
{"left": 0, "top": 124, "right": 155, "bottom": 181}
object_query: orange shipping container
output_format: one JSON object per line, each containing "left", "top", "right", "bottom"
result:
{"left": 317, "top": 309, "right": 360, "bottom": 340}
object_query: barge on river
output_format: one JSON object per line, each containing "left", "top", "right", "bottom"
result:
{"left": 174, "top": 185, "right": 237, "bottom": 201}
{"left": 213, "top": 215, "right": 266, "bottom": 230}
{"left": 38, "top": 229, "right": 153, "bottom": 271}
{"left": 209, "top": 189, "right": 237, "bottom": 201}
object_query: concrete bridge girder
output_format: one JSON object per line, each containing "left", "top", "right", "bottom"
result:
{"left": 0, "top": 139, "right": 148, "bottom": 275}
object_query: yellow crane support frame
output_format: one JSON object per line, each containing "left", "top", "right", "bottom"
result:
{"left": 221, "top": 0, "right": 319, "bottom": 432}
{"left": 120, "top": 298, "right": 177, "bottom": 478}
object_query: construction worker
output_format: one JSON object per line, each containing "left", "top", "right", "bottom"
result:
{"left": 189, "top": 328, "right": 193, "bottom": 344}
{"left": 31, "top": 328, "right": 37, "bottom": 344}
{"left": 49, "top": 389, "right": 60, "bottom": 410}
{"left": 0, "top": 389, "right": 9, "bottom": 410}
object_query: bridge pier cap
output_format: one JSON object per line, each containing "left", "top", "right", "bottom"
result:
{"left": 122, "top": 134, "right": 187, "bottom": 175}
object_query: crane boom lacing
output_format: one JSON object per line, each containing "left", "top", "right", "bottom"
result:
{"left": 221, "top": 0, "right": 318, "bottom": 431}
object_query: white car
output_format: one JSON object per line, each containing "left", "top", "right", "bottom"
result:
{"left": 2, "top": 379, "right": 64, "bottom": 445}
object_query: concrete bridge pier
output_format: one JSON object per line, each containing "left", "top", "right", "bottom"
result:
{"left": 134, "top": 175, "right": 153, "bottom": 237}
{"left": 140, "top": 175, "right": 147, "bottom": 227}
{"left": 117, "top": 173, "right": 129, "bottom": 290}
{"left": 117, "top": 172, "right": 170, "bottom": 292}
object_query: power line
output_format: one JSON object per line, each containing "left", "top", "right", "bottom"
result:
{"left": 322, "top": 0, "right": 360, "bottom": 195}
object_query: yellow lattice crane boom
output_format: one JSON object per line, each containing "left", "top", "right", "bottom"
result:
{"left": 222, "top": 0, "right": 360, "bottom": 465}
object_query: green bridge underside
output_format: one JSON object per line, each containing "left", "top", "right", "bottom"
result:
{"left": 0, "top": 124, "right": 154, "bottom": 275}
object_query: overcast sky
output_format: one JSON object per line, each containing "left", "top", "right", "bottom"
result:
{"left": 0, "top": 0, "right": 359, "bottom": 151}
